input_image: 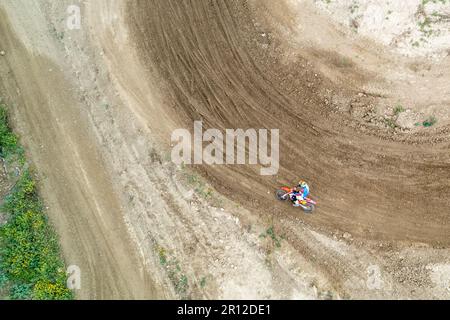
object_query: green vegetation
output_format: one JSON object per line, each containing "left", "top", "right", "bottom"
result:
{"left": 384, "top": 104, "right": 406, "bottom": 130}
{"left": 414, "top": 116, "right": 437, "bottom": 128}
{"left": 158, "top": 246, "right": 189, "bottom": 298}
{"left": 422, "top": 116, "right": 437, "bottom": 127}
{"left": 0, "top": 108, "right": 25, "bottom": 166}
{"left": 186, "top": 173, "right": 213, "bottom": 200}
{"left": 416, "top": 0, "right": 450, "bottom": 43}
{"left": 0, "top": 104, "right": 72, "bottom": 300}
{"left": 422, "top": 0, "right": 450, "bottom": 6}
{"left": 260, "top": 226, "right": 282, "bottom": 249}
{"left": 393, "top": 104, "right": 405, "bottom": 116}
{"left": 384, "top": 117, "right": 398, "bottom": 130}
{"left": 199, "top": 276, "right": 207, "bottom": 288}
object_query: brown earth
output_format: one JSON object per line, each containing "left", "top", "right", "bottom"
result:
{"left": 127, "top": 0, "right": 450, "bottom": 245}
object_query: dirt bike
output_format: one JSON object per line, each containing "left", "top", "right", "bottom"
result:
{"left": 276, "top": 187, "right": 317, "bottom": 213}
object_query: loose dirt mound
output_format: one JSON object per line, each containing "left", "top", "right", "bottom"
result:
{"left": 127, "top": 0, "right": 450, "bottom": 244}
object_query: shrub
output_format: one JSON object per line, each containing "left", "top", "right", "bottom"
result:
{"left": 33, "top": 279, "right": 73, "bottom": 300}
{"left": 0, "top": 106, "right": 24, "bottom": 163}
{"left": 0, "top": 105, "right": 72, "bottom": 300}
{"left": 9, "top": 283, "right": 32, "bottom": 300}
{"left": 0, "top": 172, "right": 72, "bottom": 299}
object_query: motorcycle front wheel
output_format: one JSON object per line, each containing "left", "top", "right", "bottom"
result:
{"left": 302, "top": 203, "right": 315, "bottom": 213}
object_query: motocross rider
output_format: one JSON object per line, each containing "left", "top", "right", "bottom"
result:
{"left": 290, "top": 180, "right": 310, "bottom": 207}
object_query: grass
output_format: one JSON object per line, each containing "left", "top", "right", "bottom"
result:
{"left": 0, "top": 104, "right": 72, "bottom": 300}
{"left": 393, "top": 104, "right": 405, "bottom": 116}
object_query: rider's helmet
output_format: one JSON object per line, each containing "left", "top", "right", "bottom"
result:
{"left": 298, "top": 180, "right": 308, "bottom": 189}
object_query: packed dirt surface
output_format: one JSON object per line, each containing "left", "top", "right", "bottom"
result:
{"left": 0, "top": 0, "right": 449, "bottom": 299}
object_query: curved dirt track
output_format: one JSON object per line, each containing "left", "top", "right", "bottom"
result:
{"left": 127, "top": 0, "right": 450, "bottom": 245}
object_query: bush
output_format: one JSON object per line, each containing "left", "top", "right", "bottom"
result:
{"left": 9, "top": 283, "right": 32, "bottom": 300}
{"left": 0, "top": 172, "right": 72, "bottom": 300}
{"left": 33, "top": 279, "right": 73, "bottom": 300}
{"left": 0, "top": 105, "right": 72, "bottom": 300}
{"left": 0, "top": 106, "right": 24, "bottom": 163}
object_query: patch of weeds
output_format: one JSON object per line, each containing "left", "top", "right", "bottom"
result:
{"left": 149, "top": 148, "right": 162, "bottom": 164}
{"left": 158, "top": 246, "right": 168, "bottom": 266}
{"left": 156, "top": 246, "right": 190, "bottom": 298}
{"left": 50, "top": 26, "right": 65, "bottom": 41}
{"left": 199, "top": 276, "right": 207, "bottom": 288}
{"left": 422, "top": 0, "right": 450, "bottom": 5}
{"left": 0, "top": 106, "right": 25, "bottom": 166}
{"left": 173, "top": 274, "right": 188, "bottom": 297}
{"left": 418, "top": 16, "right": 432, "bottom": 33}
{"left": 384, "top": 104, "right": 406, "bottom": 130}
{"left": 423, "top": 116, "right": 437, "bottom": 127}
{"left": 0, "top": 104, "right": 72, "bottom": 300}
{"left": 260, "top": 226, "right": 282, "bottom": 248}
{"left": 349, "top": 1, "right": 359, "bottom": 15}
{"left": 393, "top": 105, "right": 405, "bottom": 116}
{"left": 417, "top": 0, "right": 450, "bottom": 40}
{"left": 384, "top": 118, "right": 398, "bottom": 129}
{"left": 186, "top": 173, "right": 213, "bottom": 200}
{"left": 414, "top": 116, "right": 437, "bottom": 127}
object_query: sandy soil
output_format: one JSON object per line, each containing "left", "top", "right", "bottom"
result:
{"left": 0, "top": 0, "right": 448, "bottom": 299}
{"left": 312, "top": 0, "right": 450, "bottom": 58}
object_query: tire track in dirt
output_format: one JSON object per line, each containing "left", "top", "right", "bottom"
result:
{"left": 127, "top": 0, "right": 450, "bottom": 244}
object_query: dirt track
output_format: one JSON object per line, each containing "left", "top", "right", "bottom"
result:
{"left": 127, "top": 0, "right": 450, "bottom": 244}
{"left": 0, "top": 2, "right": 162, "bottom": 299}
{"left": 0, "top": 0, "right": 449, "bottom": 299}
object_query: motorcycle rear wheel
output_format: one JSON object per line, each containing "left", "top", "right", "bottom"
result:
{"left": 276, "top": 190, "right": 288, "bottom": 201}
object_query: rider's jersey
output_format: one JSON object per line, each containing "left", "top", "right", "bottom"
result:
{"left": 290, "top": 184, "right": 310, "bottom": 200}
{"left": 301, "top": 185, "right": 310, "bottom": 198}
